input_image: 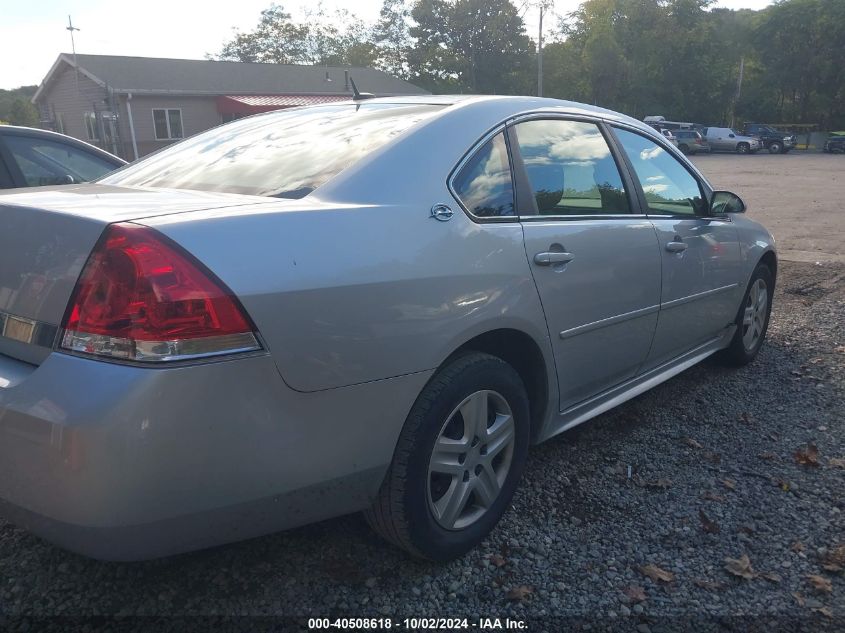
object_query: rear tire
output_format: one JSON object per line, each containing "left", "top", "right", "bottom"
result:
{"left": 679, "top": 143, "right": 690, "bottom": 155}
{"left": 768, "top": 141, "right": 783, "bottom": 154}
{"left": 364, "top": 352, "right": 530, "bottom": 561}
{"left": 718, "top": 263, "right": 774, "bottom": 366}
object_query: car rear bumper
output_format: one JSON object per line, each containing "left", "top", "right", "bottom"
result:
{"left": 0, "top": 351, "right": 430, "bottom": 560}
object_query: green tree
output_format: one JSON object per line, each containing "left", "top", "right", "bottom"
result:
{"left": 0, "top": 86, "right": 38, "bottom": 126}
{"left": 374, "top": 0, "right": 413, "bottom": 78}
{"left": 9, "top": 99, "right": 38, "bottom": 126}
{"left": 218, "top": 5, "right": 309, "bottom": 63}
{"left": 216, "top": 3, "right": 377, "bottom": 66}
{"left": 409, "top": 0, "right": 535, "bottom": 94}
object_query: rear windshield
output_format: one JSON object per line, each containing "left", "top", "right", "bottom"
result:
{"left": 100, "top": 103, "right": 444, "bottom": 198}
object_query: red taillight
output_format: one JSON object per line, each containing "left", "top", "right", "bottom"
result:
{"left": 61, "top": 223, "right": 260, "bottom": 362}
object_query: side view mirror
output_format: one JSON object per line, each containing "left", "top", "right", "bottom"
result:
{"left": 710, "top": 190, "right": 746, "bottom": 215}
{"left": 728, "top": 133, "right": 735, "bottom": 138}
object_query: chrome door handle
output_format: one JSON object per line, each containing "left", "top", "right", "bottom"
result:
{"left": 665, "top": 241, "right": 688, "bottom": 253}
{"left": 534, "top": 251, "right": 575, "bottom": 265}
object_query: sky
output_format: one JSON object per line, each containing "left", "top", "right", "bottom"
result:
{"left": 0, "top": 0, "right": 775, "bottom": 90}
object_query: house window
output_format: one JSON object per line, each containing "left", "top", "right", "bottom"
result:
{"left": 152, "top": 108, "right": 183, "bottom": 140}
{"left": 84, "top": 112, "right": 99, "bottom": 141}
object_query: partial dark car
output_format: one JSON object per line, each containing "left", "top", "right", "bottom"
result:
{"left": 741, "top": 123, "right": 795, "bottom": 154}
{"left": 0, "top": 125, "right": 125, "bottom": 189}
{"left": 822, "top": 133, "right": 845, "bottom": 154}
{"left": 674, "top": 129, "right": 710, "bottom": 155}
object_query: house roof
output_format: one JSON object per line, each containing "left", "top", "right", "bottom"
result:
{"left": 33, "top": 54, "right": 428, "bottom": 102}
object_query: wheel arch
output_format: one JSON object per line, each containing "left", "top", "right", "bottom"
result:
{"left": 759, "top": 249, "right": 778, "bottom": 281}
{"left": 444, "top": 327, "right": 553, "bottom": 443}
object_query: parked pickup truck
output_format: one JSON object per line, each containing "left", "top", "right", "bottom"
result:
{"left": 742, "top": 124, "right": 796, "bottom": 154}
{"left": 823, "top": 133, "right": 845, "bottom": 154}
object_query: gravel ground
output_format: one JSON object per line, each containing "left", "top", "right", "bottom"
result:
{"left": 0, "top": 260, "right": 842, "bottom": 632}
{"left": 691, "top": 152, "right": 845, "bottom": 264}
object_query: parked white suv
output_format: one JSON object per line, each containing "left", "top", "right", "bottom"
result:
{"left": 703, "top": 127, "right": 761, "bottom": 154}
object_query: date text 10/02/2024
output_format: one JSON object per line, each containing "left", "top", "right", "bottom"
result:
{"left": 307, "top": 618, "right": 528, "bottom": 630}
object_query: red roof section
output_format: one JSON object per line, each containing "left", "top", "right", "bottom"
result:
{"left": 217, "top": 94, "right": 350, "bottom": 114}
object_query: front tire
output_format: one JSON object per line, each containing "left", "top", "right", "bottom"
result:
{"left": 737, "top": 142, "right": 750, "bottom": 154}
{"left": 718, "top": 263, "right": 774, "bottom": 366}
{"left": 768, "top": 141, "right": 783, "bottom": 154}
{"left": 365, "top": 352, "right": 530, "bottom": 561}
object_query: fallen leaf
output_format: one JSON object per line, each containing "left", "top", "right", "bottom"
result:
{"left": 739, "top": 525, "right": 755, "bottom": 535}
{"left": 835, "top": 345, "right": 845, "bottom": 354}
{"left": 738, "top": 412, "right": 754, "bottom": 423}
{"left": 792, "top": 592, "right": 805, "bottom": 606}
{"left": 683, "top": 437, "right": 703, "bottom": 449}
{"left": 704, "top": 451, "right": 721, "bottom": 464}
{"left": 699, "top": 509, "right": 720, "bottom": 534}
{"left": 807, "top": 575, "right": 832, "bottom": 593}
{"left": 701, "top": 491, "right": 725, "bottom": 502}
{"left": 622, "top": 585, "right": 647, "bottom": 603}
{"left": 820, "top": 545, "right": 845, "bottom": 572}
{"left": 488, "top": 554, "right": 507, "bottom": 568}
{"left": 759, "top": 571, "right": 782, "bottom": 583}
{"left": 644, "top": 479, "right": 672, "bottom": 489}
{"left": 724, "top": 554, "right": 756, "bottom": 580}
{"left": 694, "top": 579, "right": 726, "bottom": 591}
{"left": 812, "top": 606, "right": 833, "bottom": 618}
{"left": 506, "top": 585, "right": 534, "bottom": 602}
{"left": 794, "top": 444, "right": 820, "bottom": 467}
{"left": 759, "top": 452, "right": 777, "bottom": 461}
{"left": 828, "top": 457, "right": 845, "bottom": 469}
{"left": 790, "top": 541, "right": 806, "bottom": 553}
{"left": 639, "top": 564, "right": 674, "bottom": 583}
{"left": 721, "top": 479, "right": 736, "bottom": 490}
{"left": 777, "top": 479, "right": 791, "bottom": 492}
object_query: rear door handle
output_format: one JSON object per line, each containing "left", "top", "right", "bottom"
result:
{"left": 665, "top": 241, "right": 688, "bottom": 253}
{"left": 534, "top": 251, "right": 575, "bottom": 266}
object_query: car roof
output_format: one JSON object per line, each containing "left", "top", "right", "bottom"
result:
{"left": 0, "top": 124, "right": 126, "bottom": 165}
{"left": 352, "top": 94, "right": 648, "bottom": 130}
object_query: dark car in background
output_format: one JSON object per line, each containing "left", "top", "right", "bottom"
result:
{"left": 0, "top": 125, "right": 125, "bottom": 189}
{"left": 823, "top": 133, "right": 845, "bottom": 154}
{"left": 674, "top": 129, "right": 710, "bottom": 155}
{"left": 742, "top": 124, "right": 795, "bottom": 154}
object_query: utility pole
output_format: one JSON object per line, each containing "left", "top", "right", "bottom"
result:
{"left": 731, "top": 56, "right": 745, "bottom": 129}
{"left": 537, "top": 1, "right": 553, "bottom": 97}
{"left": 66, "top": 15, "right": 80, "bottom": 96}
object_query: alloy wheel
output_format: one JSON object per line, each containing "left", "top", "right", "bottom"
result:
{"left": 427, "top": 390, "right": 515, "bottom": 530}
{"left": 742, "top": 278, "right": 768, "bottom": 351}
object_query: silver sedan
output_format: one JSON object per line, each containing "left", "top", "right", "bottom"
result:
{"left": 0, "top": 96, "right": 776, "bottom": 561}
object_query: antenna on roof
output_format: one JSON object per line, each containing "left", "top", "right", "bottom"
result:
{"left": 66, "top": 15, "right": 81, "bottom": 96}
{"left": 349, "top": 77, "right": 375, "bottom": 101}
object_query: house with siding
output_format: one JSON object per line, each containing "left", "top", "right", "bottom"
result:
{"left": 32, "top": 54, "right": 428, "bottom": 160}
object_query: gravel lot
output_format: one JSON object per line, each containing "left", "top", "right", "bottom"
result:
{"left": 1, "top": 156, "right": 843, "bottom": 631}
{"left": 691, "top": 152, "right": 845, "bottom": 263}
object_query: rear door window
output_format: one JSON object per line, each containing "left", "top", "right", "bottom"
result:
{"left": 512, "top": 119, "right": 630, "bottom": 216}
